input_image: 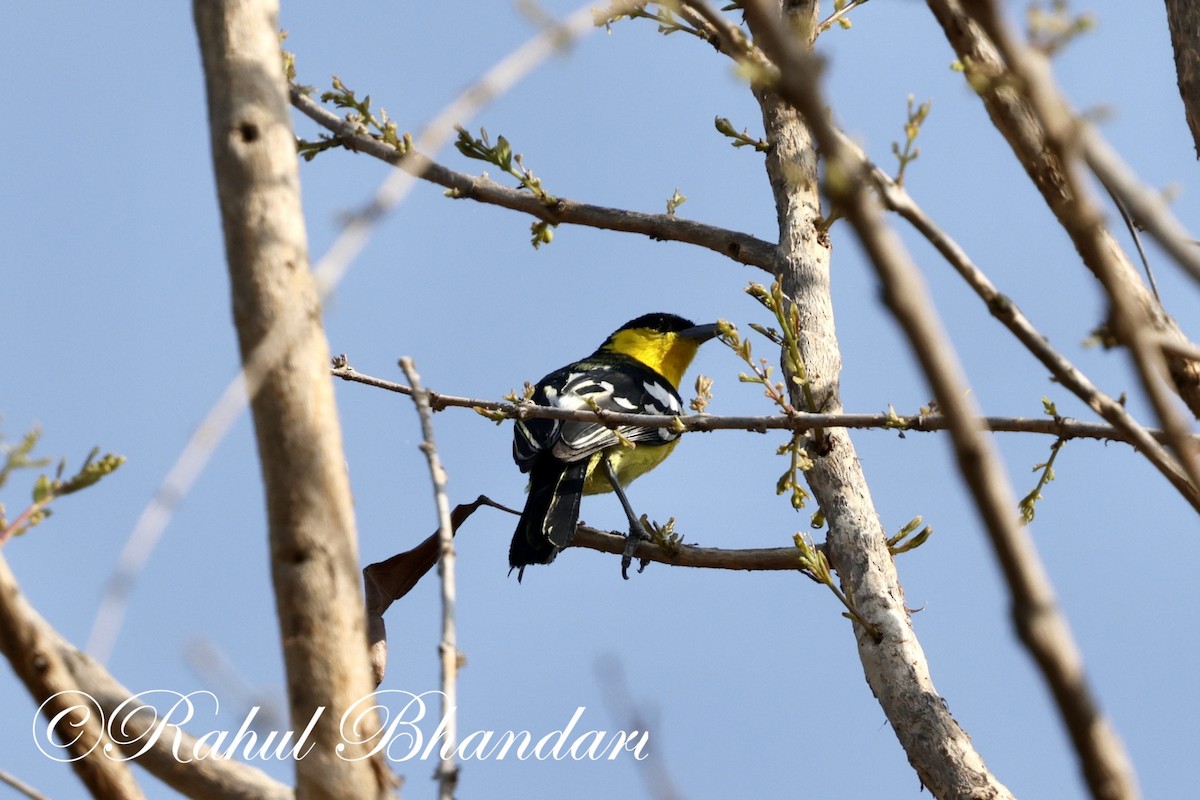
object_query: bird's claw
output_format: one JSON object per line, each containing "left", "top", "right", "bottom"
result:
{"left": 620, "top": 519, "right": 652, "bottom": 580}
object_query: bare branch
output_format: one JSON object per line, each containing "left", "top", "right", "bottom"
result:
{"left": 1081, "top": 125, "right": 1200, "bottom": 286}
{"left": 0, "top": 551, "right": 294, "bottom": 800}
{"left": 0, "top": 770, "right": 47, "bottom": 800}
{"left": 665, "top": 0, "right": 1021, "bottom": 794}
{"left": 288, "top": 88, "right": 776, "bottom": 271}
{"left": 1165, "top": 0, "right": 1200, "bottom": 159}
{"left": 927, "top": 0, "right": 1200, "bottom": 421}
{"left": 88, "top": 0, "right": 633, "bottom": 667}
{"left": 332, "top": 361, "right": 1200, "bottom": 448}
{"left": 744, "top": 1, "right": 1140, "bottom": 796}
{"left": 571, "top": 524, "right": 816, "bottom": 571}
{"left": 397, "top": 358, "right": 459, "bottom": 800}
{"left": 0, "top": 553, "right": 145, "bottom": 800}
{"left": 949, "top": 0, "right": 1200, "bottom": 526}
{"left": 834, "top": 130, "right": 1200, "bottom": 511}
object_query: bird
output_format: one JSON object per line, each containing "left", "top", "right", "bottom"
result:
{"left": 509, "top": 312, "right": 720, "bottom": 581}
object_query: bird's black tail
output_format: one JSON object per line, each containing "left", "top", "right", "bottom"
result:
{"left": 509, "top": 458, "right": 587, "bottom": 581}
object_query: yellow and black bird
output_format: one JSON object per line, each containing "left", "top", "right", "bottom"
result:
{"left": 510, "top": 313, "right": 719, "bottom": 580}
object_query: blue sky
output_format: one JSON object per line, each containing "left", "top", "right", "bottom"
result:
{"left": 2, "top": 2, "right": 1198, "bottom": 798}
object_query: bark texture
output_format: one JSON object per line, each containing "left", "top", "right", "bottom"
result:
{"left": 193, "top": 1, "right": 394, "bottom": 797}
{"left": 747, "top": 2, "right": 1014, "bottom": 796}
{"left": 1166, "top": 0, "right": 1200, "bottom": 159}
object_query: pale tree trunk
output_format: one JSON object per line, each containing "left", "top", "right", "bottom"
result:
{"left": 747, "top": 1, "right": 1014, "bottom": 796}
{"left": 193, "top": 1, "right": 394, "bottom": 797}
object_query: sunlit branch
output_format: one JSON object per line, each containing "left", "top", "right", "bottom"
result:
{"left": 331, "top": 361, "right": 1195, "bottom": 448}
{"left": 926, "top": 0, "right": 1200, "bottom": 427}
{"left": 288, "top": 88, "right": 776, "bottom": 271}
{"left": 954, "top": 0, "right": 1200, "bottom": 516}
{"left": 741, "top": 1, "right": 1138, "bottom": 796}
{"left": 832, "top": 129, "right": 1200, "bottom": 511}
{"left": 398, "top": 358, "right": 459, "bottom": 800}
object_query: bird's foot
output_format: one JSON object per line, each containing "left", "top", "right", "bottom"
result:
{"left": 620, "top": 518, "right": 652, "bottom": 580}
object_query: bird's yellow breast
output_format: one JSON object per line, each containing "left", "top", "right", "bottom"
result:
{"left": 581, "top": 439, "right": 680, "bottom": 495}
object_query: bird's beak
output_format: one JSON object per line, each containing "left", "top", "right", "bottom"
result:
{"left": 680, "top": 322, "right": 721, "bottom": 343}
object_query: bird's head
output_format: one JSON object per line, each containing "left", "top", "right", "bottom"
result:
{"left": 597, "top": 313, "right": 720, "bottom": 388}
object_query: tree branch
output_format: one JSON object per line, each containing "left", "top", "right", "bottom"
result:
{"left": 927, "top": 0, "right": 1200, "bottom": 422}
{"left": 835, "top": 129, "right": 1200, "bottom": 512}
{"left": 0, "top": 551, "right": 294, "bottom": 800}
{"left": 1080, "top": 125, "right": 1200, "bottom": 287}
{"left": 1165, "top": 0, "right": 1200, "bottom": 159}
{"left": 288, "top": 87, "right": 777, "bottom": 271}
{"left": 90, "top": 1, "right": 625, "bottom": 666}
{"left": 685, "top": 0, "right": 1016, "bottom": 794}
{"left": 948, "top": 0, "right": 1200, "bottom": 523}
{"left": 745, "top": 1, "right": 1140, "bottom": 796}
{"left": 397, "top": 358, "right": 459, "bottom": 800}
{"left": 0, "top": 770, "right": 47, "bottom": 800}
{"left": 0, "top": 553, "right": 144, "bottom": 800}
{"left": 331, "top": 360, "right": 1200, "bottom": 450}
{"left": 193, "top": 1, "right": 393, "bottom": 796}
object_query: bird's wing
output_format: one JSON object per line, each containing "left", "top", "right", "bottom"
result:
{"left": 513, "top": 362, "right": 682, "bottom": 470}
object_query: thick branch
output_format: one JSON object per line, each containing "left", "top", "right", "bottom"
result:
{"left": 0, "top": 552, "right": 294, "bottom": 800}
{"left": 746, "top": 1, "right": 1139, "bottom": 797}
{"left": 838, "top": 133, "right": 1200, "bottom": 512}
{"left": 289, "top": 87, "right": 776, "bottom": 271}
{"left": 947, "top": 0, "right": 1200, "bottom": 519}
{"left": 927, "top": 0, "right": 1200, "bottom": 421}
{"left": 0, "top": 554, "right": 144, "bottom": 800}
{"left": 1166, "top": 0, "right": 1200, "bottom": 159}
{"left": 730, "top": 0, "right": 1016, "bottom": 795}
{"left": 193, "top": 1, "right": 393, "bottom": 797}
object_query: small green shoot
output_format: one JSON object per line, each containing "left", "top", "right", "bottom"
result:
{"left": 715, "top": 117, "right": 769, "bottom": 152}
{"left": 887, "top": 516, "right": 932, "bottom": 556}
{"left": 1018, "top": 398, "right": 1066, "bottom": 523}
{"left": 892, "top": 95, "right": 931, "bottom": 186}
{"left": 1, "top": 424, "right": 125, "bottom": 543}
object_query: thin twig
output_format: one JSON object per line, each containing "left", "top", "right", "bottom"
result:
{"left": 832, "top": 129, "right": 1200, "bottom": 511}
{"left": 288, "top": 89, "right": 776, "bottom": 271}
{"left": 1081, "top": 125, "right": 1200, "bottom": 288}
{"left": 330, "top": 362, "right": 1200, "bottom": 448}
{"left": 959, "top": 0, "right": 1200, "bottom": 522}
{"left": 1101, "top": 179, "right": 1160, "bottom": 301}
{"left": 818, "top": 0, "right": 870, "bottom": 33}
{"left": 398, "top": 358, "right": 459, "bottom": 800}
{"left": 87, "top": 0, "right": 622, "bottom": 665}
{"left": 595, "top": 657, "right": 685, "bottom": 800}
{"left": 0, "top": 769, "right": 48, "bottom": 800}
